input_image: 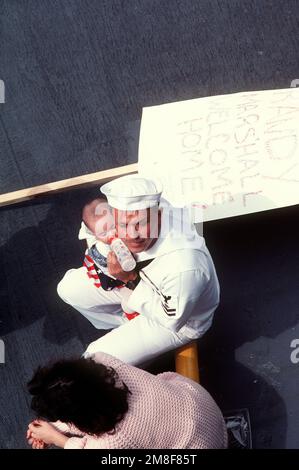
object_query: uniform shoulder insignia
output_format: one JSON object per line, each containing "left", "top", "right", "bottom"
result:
{"left": 160, "top": 294, "right": 178, "bottom": 317}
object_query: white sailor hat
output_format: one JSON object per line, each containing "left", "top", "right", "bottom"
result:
{"left": 101, "top": 175, "right": 163, "bottom": 211}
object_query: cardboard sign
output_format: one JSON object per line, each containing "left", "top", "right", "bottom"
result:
{"left": 138, "top": 88, "right": 299, "bottom": 222}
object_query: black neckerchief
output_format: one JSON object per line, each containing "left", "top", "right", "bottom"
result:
{"left": 96, "top": 258, "right": 155, "bottom": 291}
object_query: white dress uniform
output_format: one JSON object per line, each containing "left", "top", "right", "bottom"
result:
{"left": 57, "top": 175, "right": 220, "bottom": 365}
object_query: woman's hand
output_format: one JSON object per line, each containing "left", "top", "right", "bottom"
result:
{"left": 28, "top": 420, "right": 68, "bottom": 448}
{"left": 27, "top": 427, "right": 47, "bottom": 449}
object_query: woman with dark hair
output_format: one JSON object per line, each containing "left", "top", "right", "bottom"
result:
{"left": 27, "top": 352, "right": 227, "bottom": 449}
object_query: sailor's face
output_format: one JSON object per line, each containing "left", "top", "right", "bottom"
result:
{"left": 114, "top": 207, "right": 160, "bottom": 253}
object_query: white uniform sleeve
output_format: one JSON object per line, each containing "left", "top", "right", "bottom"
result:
{"left": 127, "top": 268, "right": 209, "bottom": 332}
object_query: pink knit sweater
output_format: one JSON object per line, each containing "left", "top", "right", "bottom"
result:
{"left": 53, "top": 352, "right": 227, "bottom": 449}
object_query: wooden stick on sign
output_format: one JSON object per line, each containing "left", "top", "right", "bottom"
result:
{"left": 175, "top": 341, "right": 200, "bottom": 383}
{"left": 0, "top": 163, "right": 138, "bottom": 208}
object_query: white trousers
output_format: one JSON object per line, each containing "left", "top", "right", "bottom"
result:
{"left": 57, "top": 267, "right": 190, "bottom": 365}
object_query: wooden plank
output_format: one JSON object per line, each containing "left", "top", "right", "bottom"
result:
{"left": 0, "top": 163, "right": 138, "bottom": 207}
{"left": 175, "top": 341, "right": 200, "bottom": 383}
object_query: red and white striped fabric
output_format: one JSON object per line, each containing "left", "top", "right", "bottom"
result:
{"left": 82, "top": 250, "right": 140, "bottom": 322}
{"left": 123, "top": 311, "right": 140, "bottom": 321}
{"left": 83, "top": 251, "right": 102, "bottom": 288}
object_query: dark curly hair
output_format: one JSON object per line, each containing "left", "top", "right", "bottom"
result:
{"left": 27, "top": 357, "right": 131, "bottom": 435}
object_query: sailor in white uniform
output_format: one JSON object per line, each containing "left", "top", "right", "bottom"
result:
{"left": 57, "top": 175, "right": 220, "bottom": 365}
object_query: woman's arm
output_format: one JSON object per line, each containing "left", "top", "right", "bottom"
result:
{"left": 28, "top": 421, "right": 70, "bottom": 448}
{"left": 51, "top": 420, "right": 85, "bottom": 436}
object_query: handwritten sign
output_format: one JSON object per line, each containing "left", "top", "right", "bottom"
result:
{"left": 138, "top": 88, "right": 299, "bottom": 222}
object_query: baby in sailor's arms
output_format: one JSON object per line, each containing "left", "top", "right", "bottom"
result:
{"left": 79, "top": 198, "right": 139, "bottom": 320}
{"left": 79, "top": 198, "right": 114, "bottom": 273}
